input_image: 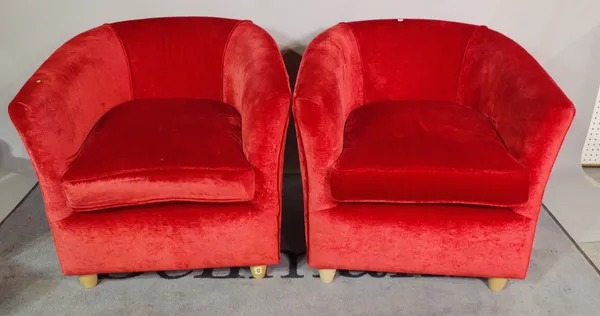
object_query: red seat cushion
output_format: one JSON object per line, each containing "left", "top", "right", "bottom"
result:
{"left": 330, "top": 101, "right": 530, "bottom": 206}
{"left": 62, "top": 99, "right": 254, "bottom": 211}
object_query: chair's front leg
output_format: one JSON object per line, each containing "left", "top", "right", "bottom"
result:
{"left": 319, "top": 269, "right": 336, "bottom": 284}
{"left": 250, "top": 265, "right": 267, "bottom": 279}
{"left": 79, "top": 274, "right": 98, "bottom": 288}
{"left": 488, "top": 278, "right": 508, "bottom": 292}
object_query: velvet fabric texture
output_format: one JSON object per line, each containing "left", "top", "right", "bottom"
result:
{"left": 293, "top": 19, "right": 575, "bottom": 279}
{"left": 62, "top": 99, "right": 255, "bottom": 211}
{"left": 9, "top": 17, "right": 291, "bottom": 275}
{"left": 331, "top": 100, "right": 530, "bottom": 206}
{"left": 309, "top": 203, "right": 534, "bottom": 279}
{"left": 54, "top": 202, "right": 277, "bottom": 275}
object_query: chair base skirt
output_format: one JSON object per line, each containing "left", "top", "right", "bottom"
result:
{"left": 53, "top": 202, "right": 280, "bottom": 275}
{"left": 307, "top": 203, "right": 536, "bottom": 279}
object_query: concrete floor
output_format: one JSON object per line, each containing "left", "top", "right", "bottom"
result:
{"left": 580, "top": 167, "right": 600, "bottom": 269}
{"left": 0, "top": 168, "right": 36, "bottom": 223}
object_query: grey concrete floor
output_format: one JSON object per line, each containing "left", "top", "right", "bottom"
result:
{"left": 580, "top": 167, "right": 600, "bottom": 269}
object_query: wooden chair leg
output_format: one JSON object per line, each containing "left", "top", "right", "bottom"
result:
{"left": 250, "top": 265, "right": 267, "bottom": 279}
{"left": 488, "top": 278, "right": 508, "bottom": 292}
{"left": 319, "top": 269, "right": 336, "bottom": 284}
{"left": 79, "top": 274, "right": 98, "bottom": 289}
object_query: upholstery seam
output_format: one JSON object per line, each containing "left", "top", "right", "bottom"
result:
{"left": 293, "top": 97, "right": 322, "bottom": 109}
{"left": 455, "top": 25, "right": 484, "bottom": 105}
{"left": 291, "top": 108, "right": 311, "bottom": 260}
{"left": 330, "top": 166, "right": 529, "bottom": 175}
{"left": 294, "top": 96, "right": 347, "bottom": 172}
{"left": 470, "top": 100, "right": 527, "bottom": 162}
{"left": 65, "top": 198, "right": 252, "bottom": 215}
{"left": 106, "top": 23, "right": 134, "bottom": 100}
{"left": 11, "top": 101, "right": 30, "bottom": 110}
{"left": 221, "top": 20, "right": 249, "bottom": 103}
{"left": 342, "top": 22, "right": 365, "bottom": 105}
{"left": 275, "top": 107, "right": 291, "bottom": 262}
{"left": 327, "top": 199, "right": 527, "bottom": 208}
{"left": 63, "top": 166, "right": 254, "bottom": 183}
{"left": 309, "top": 205, "right": 528, "bottom": 216}
{"left": 452, "top": 26, "right": 529, "bottom": 163}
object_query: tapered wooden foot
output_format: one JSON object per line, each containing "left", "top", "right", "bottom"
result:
{"left": 79, "top": 274, "right": 98, "bottom": 289}
{"left": 488, "top": 278, "right": 508, "bottom": 292}
{"left": 250, "top": 265, "right": 267, "bottom": 279}
{"left": 319, "top": 269, "right": 336, "bottom": 284}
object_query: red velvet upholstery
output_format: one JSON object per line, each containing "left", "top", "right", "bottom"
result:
{"left": 54, "top": 202, "right": 277, "bottom": 275}
{"left": 110, "top": 17, "right": 237, "bottom": 100}
{"left": 9, "top": 17, "right": 291, "bottom": 275}
{"left": 309, "top": 203, "right": 534, "bottom": 279}
{"left": 62, "top": 99, "right": 255, "bottom": 211}
{"left": 350, "top": 19, "right": 476, "bottom": 103}
{"left": 331, "top": 100, "right": 530, "bottom": 206}
{"left": 293, "top": 19, "right": 575, "bottom": 279}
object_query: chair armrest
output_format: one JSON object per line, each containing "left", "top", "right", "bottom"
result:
{"left": 8, "top": 24, "right": 132, "bottom": 221}
{"left": 458, "top": 27, "right": 575, "bottom": 218}
{"left": 222, "top": 21, "right": 291, "bottom": 211}
{"left": 292, "top": 23, "right": 364, "bottom": 213}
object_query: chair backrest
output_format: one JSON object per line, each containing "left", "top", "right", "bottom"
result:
{"left": 345, "top": 19, "right": 478, "bottom": 104}
{"left": 110, "top": 17, "right": 242, "bottom": 100}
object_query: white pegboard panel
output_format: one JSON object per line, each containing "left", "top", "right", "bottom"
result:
{"left": 582, "top": 87, "right": 600, "bottom": 166}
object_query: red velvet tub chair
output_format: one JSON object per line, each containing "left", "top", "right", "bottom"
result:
{"left": 293, "top": 19, "right": 574, "bottom": 291}
{"left": 9, "top": 17, "right": 291, "bottom": 288}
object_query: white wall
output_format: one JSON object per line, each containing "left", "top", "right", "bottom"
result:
{"left": 1, "top": 0, "right": 599, "bottom": 240}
